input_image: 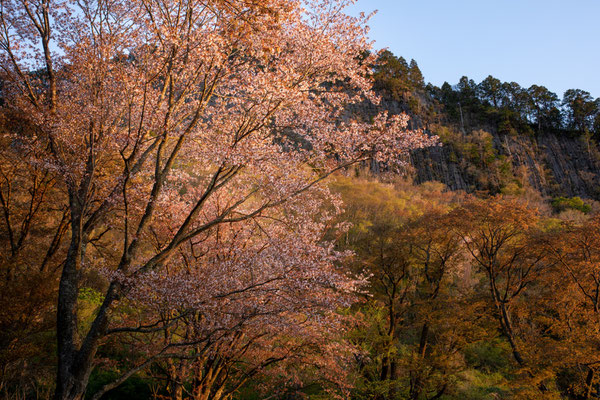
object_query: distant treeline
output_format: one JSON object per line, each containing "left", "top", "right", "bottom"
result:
{"left": 371, "top": 50, "right": 600, "bottom": 137}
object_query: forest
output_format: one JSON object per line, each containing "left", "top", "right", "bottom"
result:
{"left": 1, "top": 0, "right": 600, "bottom": 399}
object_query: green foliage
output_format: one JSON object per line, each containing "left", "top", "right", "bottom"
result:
{"left": 551, "top": 196, "right": 592, "bottom": 214}
{"left": 421, "top": 66, "right": 599, "bottom": 137}
{"left": 352, "top": 379, "right": 407, "bottom": 400}
{"left": 463, "top": 339, "right": 512, "bottom": 374}
{"left": 451, "top": 370, "right": 511, "bottom": 400}
{"left": 78, "top": 287, "right": 105, "bottom": 305}
{"left": 371, "top": 51, "right": 433, "bottom": 120}
{"left": 86, "top": 370, "right": 154, "bottom": 400}
{"left": 78, "top": 287, "right": 105, "bottom": 335}
{"left": 434, "top": 127, "right": 519, "bottom": 193}
{"left": 372, "top": 50, "right": 411, "bottom": 101}
{"left": 408, "top": 59, "right": 425, "bottom": 90}
{"left": 330, "top": 175, "right": 451, "bottom": 228}
{"left": 562, "top": 89, "right": 598, "bottom": 133}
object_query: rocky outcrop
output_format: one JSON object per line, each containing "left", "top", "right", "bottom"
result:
{"left": 353, "top": 94, "right": 600, "bottom": 200}
{"left": 409, "top": 132, "right": 600, "bottom": 200}
{"left": 409, "top": 144, "right": 470, "bottom": 192}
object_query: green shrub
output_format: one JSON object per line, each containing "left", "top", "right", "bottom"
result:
{"left": 86, "top": 370, "right": 154, "bottom": 400}
{"left": 463, "top": 339, "right": 512, "bottom": 374}
{"left": 551, "top": 196, "right": 592, "bottom": 214}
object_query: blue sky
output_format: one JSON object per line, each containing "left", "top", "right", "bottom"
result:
{"left": 347, "top": 0, "right": 600, "bottom": 99}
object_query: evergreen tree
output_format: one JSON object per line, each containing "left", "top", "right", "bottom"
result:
{"left": 501, "top": 82, "right": 527, "bottom": 113}
{"left": 527, "top": 85, "right": 560, "bottom": 131}
{"left": 562, "top": 89, "right": 598, "bottom": 132}
{"left": 594, "top": 112, "right": 600, "bottom": 138}
{"left": 372, "top": 50, "right": 411, "bottom": 100}
{"left": 478, "top": 75, "right": 502, "bottom": 108}
{"left": 457, "top": 76, "right": 478, "bottom": 102}
{"left": 408, "top": 59, "right": 425, "bottom": 89}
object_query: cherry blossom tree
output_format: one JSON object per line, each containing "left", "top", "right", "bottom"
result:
{"left": 0, "top": 0, "right": 433, "bottom": 398}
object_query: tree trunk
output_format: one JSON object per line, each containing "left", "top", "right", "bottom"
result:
{"left": 584, "top": 367, "right": 595, "bottom": 400}
{"left": 488, "top": 277, "right": 525, "bottom": 368}
{"left": 409, "top": 322, "right": 430, "bottom": 400}
{"left": 54, "top": 195, "right": 121, "bottom": 399}
{"left": 380, "top": 355, "right": 389, "bottom": 381}
{"left": 167, "top": 359, "right": 187, "bottom": 400}
{"left": 55, "top": 205, "right": 85, "bottom": 400}
{"left": 492, "top": 291, "right": 548, "bottom": 391}
{"left": 418, "top": 322, "right": 429, "bottom": 357}
{"left": 496, "top": 300, "right": 525, "bottom": 367}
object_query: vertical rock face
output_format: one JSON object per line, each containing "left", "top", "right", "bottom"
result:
{"left": 535, "top": 135, "right": 600, "bottom": 199}
{"left": 409, "top": 145, "right": 470, "bottom": 192}
{"left": 409, "top": 131, "right": 600, "bottom": 200}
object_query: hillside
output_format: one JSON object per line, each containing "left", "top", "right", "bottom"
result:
{"left": 410, "top": 128, "right": 600, "bottom": 199}
{"left": 366, "top": 51, "right": 600, "bottom": 201}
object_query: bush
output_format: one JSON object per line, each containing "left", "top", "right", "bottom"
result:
{"left": 551, "top": 196, "right": 592, "bottom": 214}
{"left": 463, "top": 339, "right": 512, "bottom": 374}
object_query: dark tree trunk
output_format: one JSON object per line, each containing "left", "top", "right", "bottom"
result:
{"left": 497, "top": 300, "right": 525, "bottom": 367}
{"left": 55, "top": 204, "right": 84, "bottom": 400}
{"left": 380, "top": 355, "right": 389, "bottom": 381}
{"left": 584, "top": 367, "right": 595, "bottom": 400}
{"left": 409, "top": 322, "right": 429, "bottom": 400}
{"left": 54, "top": 187, "right": 119, "bottom": 399}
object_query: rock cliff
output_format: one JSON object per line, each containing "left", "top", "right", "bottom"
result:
{"left": 409, "top": 131, "right": 600, "bottom": 200}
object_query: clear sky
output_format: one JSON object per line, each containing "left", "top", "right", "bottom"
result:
{"left": 347, "top": 0, "right": 600, "bottom": 99}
